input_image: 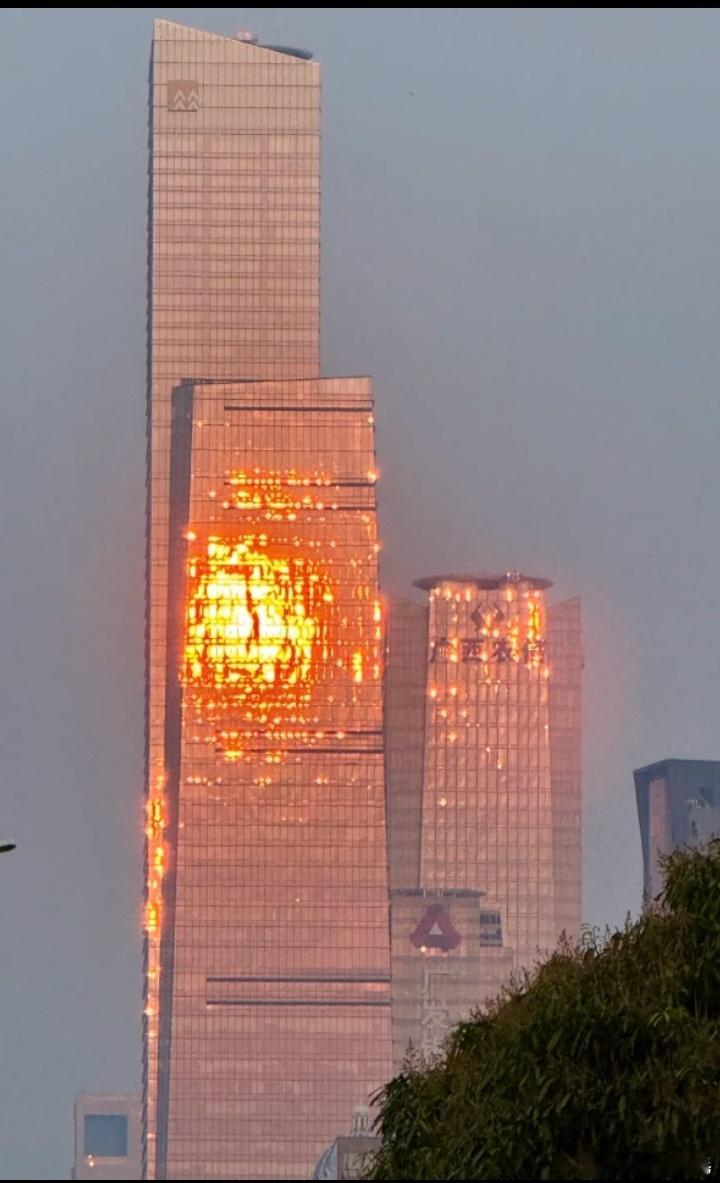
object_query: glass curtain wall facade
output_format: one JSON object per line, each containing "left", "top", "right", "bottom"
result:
{"left": 418, "top": 574, "right": 559, "bottom": 972}
{"left": 146, "top": 21, "right": 391, "bottom": 1180}
{"left": 547, "top": 597, "right": 583, "bottom": 939}
{"left": 382, "top": 598, "right": 428, "bottom": 892}
{"left": 634, "top": 759, "right": 720, "bottom": 900}
{"left": 384, "top": 577, "right": 582, "bottom": 1065}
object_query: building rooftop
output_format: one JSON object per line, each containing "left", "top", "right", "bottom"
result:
{"left": 155, "top": 21, "right": 314, "bottom": 60}
{"left": 414, "top": 572, "right": 553, "bottom": 592}
{"left": 634, "top": 758, "right": 720, "bottom": 780}
{"left": 231, "top": 30, "right": 313, "bottom": 58}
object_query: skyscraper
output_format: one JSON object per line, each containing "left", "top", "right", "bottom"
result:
{"left": 145, "top": 21, "right": 391, "bottom": 1179}
{"left": 384, "top": 575, "right": 582, "bottom": 1062}
{"left": 634, "top": 758, "right": 720, "bottom": 900}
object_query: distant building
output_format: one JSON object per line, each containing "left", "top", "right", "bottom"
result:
{"left": 384, "top": 574, "right": 583, "bottom": 1065}
{"left": 634, "top": 758, "right": 720, "bottom": 899}
{"left": 72, "top": 1094, "right": 140, "bottom": 1180}
{"left": 313, "top": 1106, "right": 381, "bottom": 1181}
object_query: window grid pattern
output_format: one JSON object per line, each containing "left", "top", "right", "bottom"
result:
{"left": 385, "top": 586, "right": 582, "bottom": 1068}
{"left": 145, "top": 19, "right": 360, "bottom": 1181}
{"left": 383, "top": 598, "right": 428, "bottom": 890}
{"left": 547, "top": 598, "right": 583, "bottom": 939}
{"left": 155, "top": 378, "right": 391, "bottom": 1180}
{"left": 419, "top": 578, "right": 558, "bottom": 974}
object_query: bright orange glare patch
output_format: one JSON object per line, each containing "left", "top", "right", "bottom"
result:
{"left": 183, "top": 540, "right": 331, "bottom": 718}
{"left": 229, "top": 470, "right": 333, "bottom": 519}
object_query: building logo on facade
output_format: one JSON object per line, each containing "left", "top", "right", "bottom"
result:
{"left": 430, "top": 588, "right": 546, "bottom": 668}
{"left": 421, "top": 1001, "right": 452, "bottom": 1057}
{"left": 167, "top": 81, "right": 201, "bottom": 111}
{"left": 411, "top": 904, "right": 461, "bottom": 952}
{"left": 470, "top": 602, "right": 504, "bottom": 630}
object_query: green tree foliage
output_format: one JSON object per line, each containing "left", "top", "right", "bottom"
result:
{"left": 369, "top": 844, "right": 720, "bottom": 1180}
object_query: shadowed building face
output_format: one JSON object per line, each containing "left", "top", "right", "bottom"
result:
{"left": 634, "top": 759, "right": 720, "bottom": 900}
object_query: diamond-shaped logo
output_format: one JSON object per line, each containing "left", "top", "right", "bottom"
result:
{"left": 471, "top": 602, "right": 505, "bottom": 631}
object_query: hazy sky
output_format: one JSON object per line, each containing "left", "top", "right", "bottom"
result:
{"left": 3, "top": 6, "right": 720, "bottom": 1177}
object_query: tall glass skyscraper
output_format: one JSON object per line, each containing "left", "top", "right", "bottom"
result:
{"left": 417, "top": 575, "right": 560, "bottom": 960}
{"left": 145, "top": 21, "right": 391, "bottom": 1179}
{"left": 384, "top": 575, "right": 582, "bottom": 1063}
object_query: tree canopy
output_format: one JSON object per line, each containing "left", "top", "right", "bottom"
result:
{"left": 369, "top": 843, "right": 720, "bottom": 1180}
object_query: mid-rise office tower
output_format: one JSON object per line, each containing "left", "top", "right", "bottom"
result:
{"left": 145, "top": 21, "right": 391, "bottom": 1179}
{"left": 384, "top": 575, "right": 582, "bottom": 1064}
{"left": 634, "top": 759, "right": 720, "bottom": 900}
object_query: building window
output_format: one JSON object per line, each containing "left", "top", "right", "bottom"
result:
{"left": 84, "top": 1115, "right": 128, "bottom": 1158}
{"left": 479, "top": 910, "right": 503, "bottom": 947}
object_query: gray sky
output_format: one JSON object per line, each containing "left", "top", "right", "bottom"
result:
{"left": 2, "top": 6, "right": 720, "bottom": 1177}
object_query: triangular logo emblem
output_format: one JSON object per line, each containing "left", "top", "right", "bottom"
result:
{"left": 411, "top": 904, "right": 461, "bottom": 951}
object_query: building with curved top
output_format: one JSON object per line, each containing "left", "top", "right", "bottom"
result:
{"left": 384, "top": 573, "right": 582, "bottom": 1063}
{"left": 313, "top": 1106, "right": 380, "bottom": 1181}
